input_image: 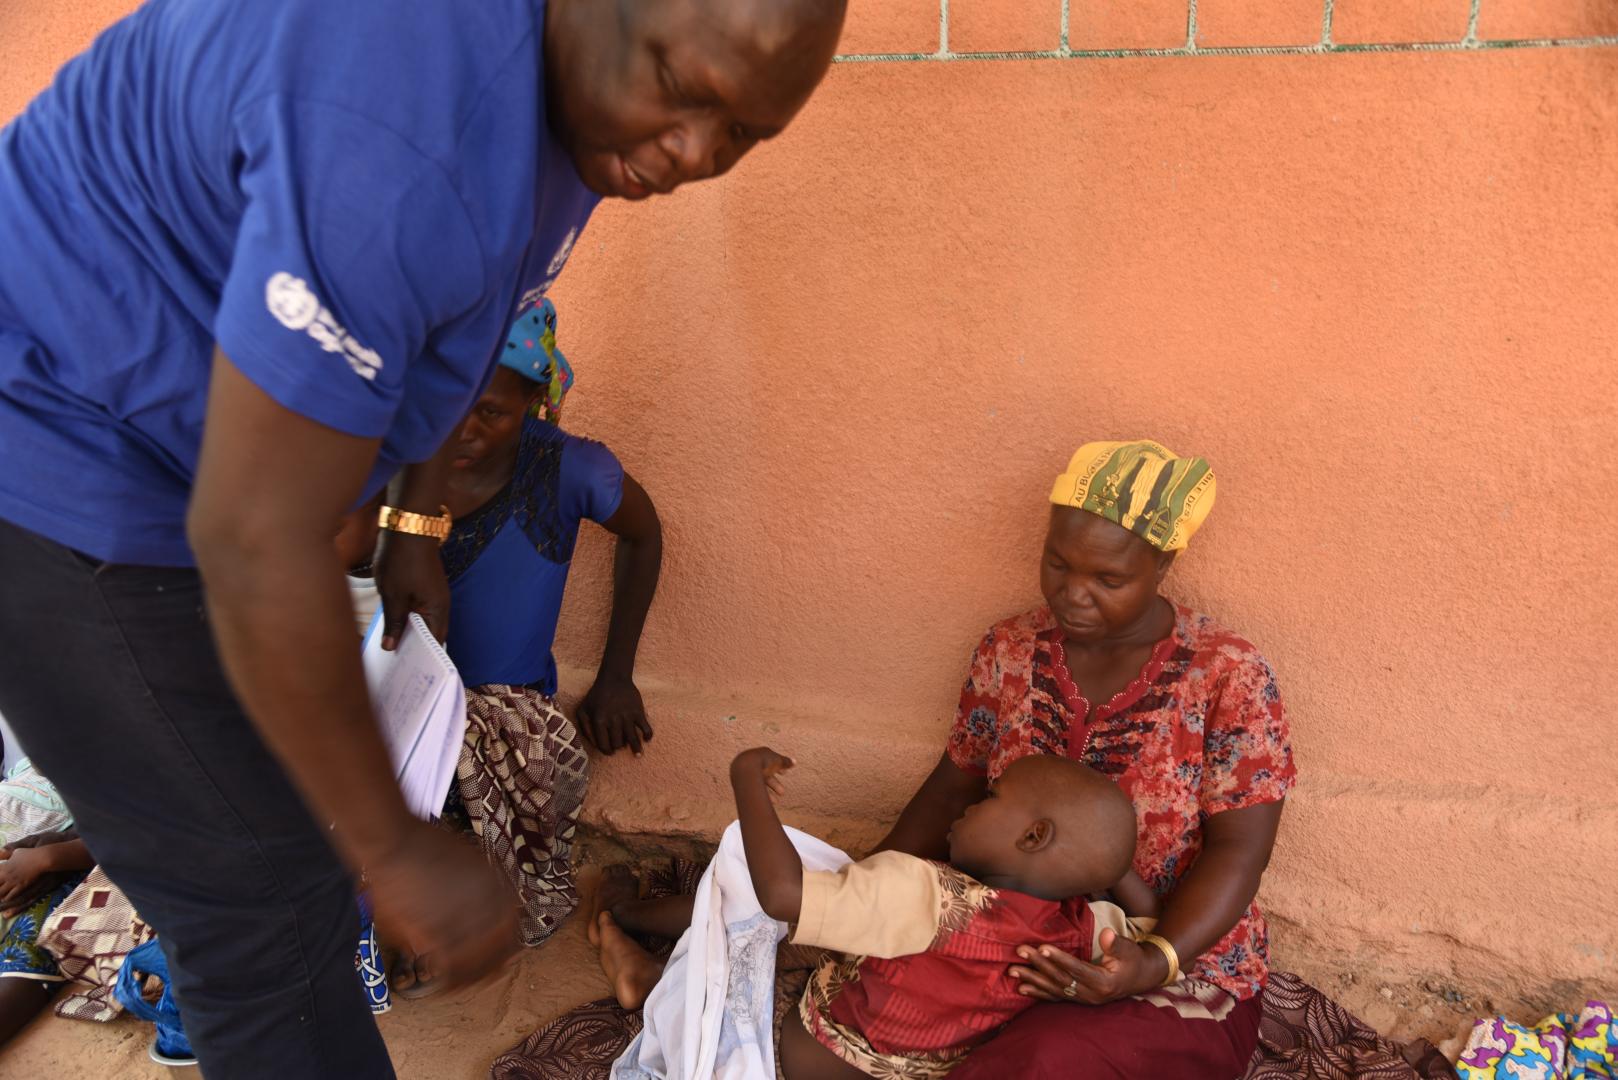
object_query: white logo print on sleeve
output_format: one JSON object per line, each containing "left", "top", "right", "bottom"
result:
{"left": 265, "top": 272, "right": 384, "bottom": 381}
{"left": 546, "top": 227, "right": 578, "bottom": 277}
{"left": 517, "top": 228, "right": 584, "bottom": 311}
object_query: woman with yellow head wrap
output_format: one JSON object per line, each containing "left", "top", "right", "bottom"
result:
{"left": 878, "top": 440, "right": 1295, "bottom": 1080}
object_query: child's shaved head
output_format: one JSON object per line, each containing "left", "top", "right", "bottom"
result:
{"left": 947, "top": 754, "right": 1138, "bottom": 900}
{"left": 1004, "top": 756, "right": 1137, "bottom": 895}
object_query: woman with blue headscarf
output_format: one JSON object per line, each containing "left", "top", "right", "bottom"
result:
{"left": 389, "top": 300, "right": 662, "bottom": 998}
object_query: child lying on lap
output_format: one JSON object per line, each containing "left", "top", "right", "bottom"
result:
{"left": 597, "top": 749, "right": 1169, "bottom": 1079}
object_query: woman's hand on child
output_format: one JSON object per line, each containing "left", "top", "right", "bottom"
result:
{"left": 578, "top": 675, "right": 654, "bottom": 756}
{"left": 729, "top": 747, "right": 794, "bottom": 799}
{"left": 0, "top": 845, "right": 53, "bottom": 912}
{"left": 1009, "top": 928, "right": 1172, "bottom": 1004}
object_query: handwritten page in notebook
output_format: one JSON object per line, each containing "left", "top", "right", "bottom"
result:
{"left": 361, "top": 611, "right": 466, "bottom": 820}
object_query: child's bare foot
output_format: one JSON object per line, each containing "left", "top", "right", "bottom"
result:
{"left": 584, "top": 864, "right": 640, "bottom": 947}
{"left": 596, "top": 912, "right": 664, "bottom": 1010}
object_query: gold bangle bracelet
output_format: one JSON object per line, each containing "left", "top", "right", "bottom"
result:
{"left": 1138, "top": 933, "right": 1180, "bottom": 986}
{"left": 377, "top": 504, "right": 453, "bottom": 545}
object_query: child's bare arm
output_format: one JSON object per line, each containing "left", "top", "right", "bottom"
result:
{"left": 1110, "top": 869, "right": 1162, "bottom": 919}
{"left": 730, "top": 747, "right": 802, "bottom": 923}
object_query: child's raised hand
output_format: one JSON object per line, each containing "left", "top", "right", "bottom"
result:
{"left": 726, "top": 748, "right": 805, "bottom": 923}
{"left": 729, "top": 747, "right": 795, "bottom": 799}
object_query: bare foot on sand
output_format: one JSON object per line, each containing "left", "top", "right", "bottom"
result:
{"left": 584, "top": 864, "right": 641, "bottom": 947}
{"left": 596, "top": 912, "right": 664, "bottom": 1010}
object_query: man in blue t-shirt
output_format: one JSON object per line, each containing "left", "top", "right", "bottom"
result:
{"left": 0, "top": 0, "right": 844, "bottom": 1075}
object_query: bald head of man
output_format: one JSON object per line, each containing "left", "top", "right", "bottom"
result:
{"left": 546, "top": 0, "right": 846, "bottom": 200}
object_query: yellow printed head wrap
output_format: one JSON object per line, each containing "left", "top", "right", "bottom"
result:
{"left": 1050, "top": 440, "right": 1217, "bottom": 552}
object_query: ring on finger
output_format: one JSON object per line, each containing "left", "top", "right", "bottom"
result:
{"left": 1063, "top": 978, "right": 1079, "bottom": 998}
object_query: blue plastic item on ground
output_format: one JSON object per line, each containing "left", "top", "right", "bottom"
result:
{"left": 113, "top": 938, "right": 197, "bottom": 1067}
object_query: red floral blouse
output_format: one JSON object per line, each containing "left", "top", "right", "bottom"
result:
{"left": 946, "top": 602, "right": 1296, "bottom": 1000}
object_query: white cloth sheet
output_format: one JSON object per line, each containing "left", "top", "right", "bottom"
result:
{"left": 612, "top": 822, "right": 852, "bottom": 1080}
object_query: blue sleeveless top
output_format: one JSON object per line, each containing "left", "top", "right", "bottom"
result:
{"left": 441, "top": 419, "right": 622, "bottom": 691}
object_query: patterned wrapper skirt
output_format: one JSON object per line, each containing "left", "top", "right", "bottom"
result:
{"left": 460, "top": 685, "right": 591, "bottom": 947}
{"left": 37, "top": 866, "right": 153, "bottom": 1021}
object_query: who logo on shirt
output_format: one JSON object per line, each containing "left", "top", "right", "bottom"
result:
{"left": 517, "top": 227, "right": 582, "bottom": 312}
{"left": 265, "top": 271, "right": 384, "bottom": 381}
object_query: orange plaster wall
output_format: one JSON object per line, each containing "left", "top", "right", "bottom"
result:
{"left": 5, "top": 1, "right": 1615, "bottom": 1013}
{"left": 549, "top": 49, "right": 1618, "bottom": 1007}
{"left": 0, "top": 0, "right": 142, "bottom": 121}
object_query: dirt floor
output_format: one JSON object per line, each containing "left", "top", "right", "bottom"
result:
{"left": 5, "top": 892, "right": 611, "bottom": 1080}
{"left": 3, "top": 842, "right": 1485, "bottom": 1079}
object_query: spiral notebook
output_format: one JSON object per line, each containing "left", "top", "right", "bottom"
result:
{"left": 361, "top": 611, "right": 466, "bottom": 820}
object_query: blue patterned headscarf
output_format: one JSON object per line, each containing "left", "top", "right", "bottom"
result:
{"left": 499, "top": 298, "right": 574, "bottom": 422}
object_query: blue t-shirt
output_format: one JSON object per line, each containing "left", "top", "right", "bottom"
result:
{"left": 442, "top": 420, "right": 623, "bottom": 692}
{"left": 0, "top": 0, "right": 598, "bottom": 565}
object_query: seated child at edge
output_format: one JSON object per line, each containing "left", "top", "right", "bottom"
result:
{"left": 596, "top": 749, "right": 1171, "bottom": 1079}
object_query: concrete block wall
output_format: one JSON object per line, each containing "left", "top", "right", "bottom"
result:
{"left": 832, "top": 0, "right": 1618, "bottom": 59}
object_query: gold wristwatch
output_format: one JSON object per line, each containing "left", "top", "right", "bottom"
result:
{"left": 376, "top": 504, "right": 453, "bottom": 544}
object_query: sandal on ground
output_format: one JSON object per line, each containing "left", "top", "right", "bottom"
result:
{"left": 148, "top": 1036, "right": 198, "bottom": 1068}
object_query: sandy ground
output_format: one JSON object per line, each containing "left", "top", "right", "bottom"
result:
{"left": 3, "top": 880, "right": 613, "bottom": 1080}
{"left": 2, "top": 843, "right": 1488, "bottom": 1079}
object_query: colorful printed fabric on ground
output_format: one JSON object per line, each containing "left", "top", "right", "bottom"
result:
{"left": 1456, "top": 1000, "right": 1615, "bottom": 1079}
{"left": 1245, "top": 972, "right": 1457, "bottom": 1079}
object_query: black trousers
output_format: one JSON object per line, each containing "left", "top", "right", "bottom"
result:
{"left": 0, "top": 518, "right": 393, "bottom": 1078}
